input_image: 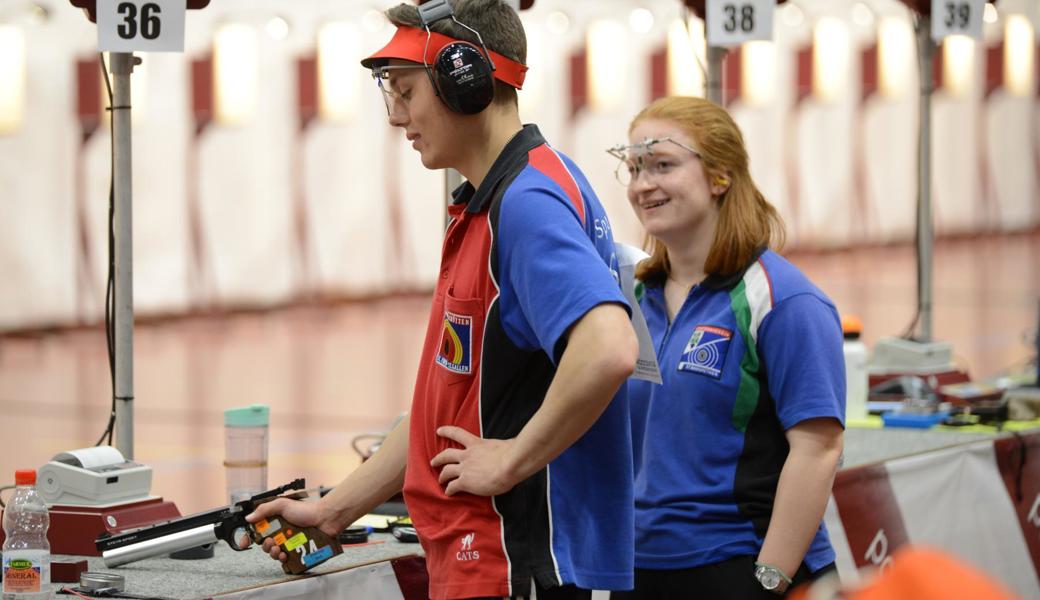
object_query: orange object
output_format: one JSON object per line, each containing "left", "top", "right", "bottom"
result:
{"left": 14, "top": 470, "right": 35, "bottom": 486}
{"left": 790, "top": 547, "right": 1016, "bottom": 600}
{"left": 841, "top": 315, "right": 863, "bottom": 336}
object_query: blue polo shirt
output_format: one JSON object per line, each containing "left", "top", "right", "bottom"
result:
{"left": 629, "top": 249, "right": 844, "bottom": 572}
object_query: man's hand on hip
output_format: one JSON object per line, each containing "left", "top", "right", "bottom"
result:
{"left": 431, "top": 426, "right": 519, "bottom": 497}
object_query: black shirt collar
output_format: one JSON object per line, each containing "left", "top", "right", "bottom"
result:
{"left": 451, "top": 124, "right": 546, "bottom": 214}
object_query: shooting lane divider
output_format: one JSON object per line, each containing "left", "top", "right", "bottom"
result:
{"left": 825, "top": 430, "right": 1040, "bottom": 597}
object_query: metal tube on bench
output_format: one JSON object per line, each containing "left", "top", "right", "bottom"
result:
{"left": 102, "top": 524, "right": 219, "bottom": 568}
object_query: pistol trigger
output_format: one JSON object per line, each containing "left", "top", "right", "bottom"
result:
{"left": 226, "top": 525, "right": 252, "bottom": 551}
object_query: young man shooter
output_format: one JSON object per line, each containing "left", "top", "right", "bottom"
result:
{"left": 247, "top": 2, "right": 637, "bottom": 597}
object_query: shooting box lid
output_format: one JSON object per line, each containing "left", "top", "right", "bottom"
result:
{"left": 224, "top": 404, "right": 269, "bottom": 428}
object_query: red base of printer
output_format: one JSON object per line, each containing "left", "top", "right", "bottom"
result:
{"left": 0, "top": 497, "right": 180, "bottom": 556}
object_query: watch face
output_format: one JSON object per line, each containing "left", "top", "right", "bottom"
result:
{"left": 756, "top": 566, "right": 782, "bottom": 590}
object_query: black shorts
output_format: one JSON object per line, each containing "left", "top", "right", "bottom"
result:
{"left": 473, "top": 581, "right": 591, "bottom": 600}
{"left": 610, "top": 555, "right": 837, "bottom": 600}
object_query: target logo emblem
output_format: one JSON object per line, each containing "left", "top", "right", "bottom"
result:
{"left": 678, "top": 325, "right": 732, "bottom": 379}
{"left": 436, "top": 311, "right": 473, "bottom": 374}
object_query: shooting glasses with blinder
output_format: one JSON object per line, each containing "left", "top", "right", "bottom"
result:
{"left": 605, "top": 137, "right": 703, "bottom": 187}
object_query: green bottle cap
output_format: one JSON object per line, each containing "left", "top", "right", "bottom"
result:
{"left": 224, "top": 404, "right": 269, "bottom": 427}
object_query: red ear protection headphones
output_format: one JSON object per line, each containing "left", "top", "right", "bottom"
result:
{"left": 361, "top": 0, "right": 528, "bottom": 115}
{"left": 418, "top": 0, "right": 503, "bottom": 115}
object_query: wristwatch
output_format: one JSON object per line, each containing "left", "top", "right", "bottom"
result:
{"left": 754, "top": 562, "right": 792, "bottom": 595}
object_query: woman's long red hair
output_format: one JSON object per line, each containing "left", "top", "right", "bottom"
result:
{"left": 631, "top": 97, "right": 786, "bottom": 284}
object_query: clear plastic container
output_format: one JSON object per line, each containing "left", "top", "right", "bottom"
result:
{"left": 844, "top": 338, "right": 869, "bottom": 422}
{"left": 224, "top": 405, "right": 269, "bottom": 504}
{"left": 841, "top": 315, "right": 869, "bottom": 423}
{"left": 3, "top": 469, "right": 51, "bottom": 600}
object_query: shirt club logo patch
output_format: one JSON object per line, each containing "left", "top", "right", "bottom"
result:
{"left": 457, "top": 532, "right": 479, "bottom": 561}
{"left": 678, "top": 325, "right": 732, "bottom": 379}
{"left": 437, "top": 311, "right": 473, "bottom": 374}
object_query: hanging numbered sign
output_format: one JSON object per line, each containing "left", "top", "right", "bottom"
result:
{"left": 705, "top": 0, "right": 776, "bottom": 48}
{"left": 97, "top": 0, "right": 186, "bottom": 52}
{"left": 931, "top": 0, "right": 984, "bottom": 41}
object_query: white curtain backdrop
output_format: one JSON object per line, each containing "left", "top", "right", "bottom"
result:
{"left": 0, "top": 0, "right": 1036, "bottom": 330}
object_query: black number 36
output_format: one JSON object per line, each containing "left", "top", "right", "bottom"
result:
{"left": 117, "top": 2, "right": 162, "bottom": 40}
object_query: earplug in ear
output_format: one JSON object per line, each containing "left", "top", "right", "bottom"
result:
{"left": 713, "top": 176, "right": 729, "bottom": 187}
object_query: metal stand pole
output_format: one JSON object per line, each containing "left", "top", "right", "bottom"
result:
{"left": 914, "top": 16, "right": 934, "bottom": 342}
{"left": 706, "top": 45, "right": 726, "bottom": 105}
{"left": 700, "top": 7, "right": 724, "bottom": 104}
{"left": 110, "top": 52, "right": 137, "bottom": 459}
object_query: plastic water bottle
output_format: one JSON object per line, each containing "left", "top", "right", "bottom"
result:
{"left": 841, "top": 315, "right": 869, "bottom": 423}
{"left": 224, "top": 404, "right": 269, "bottom": 504}
{"left": 2, "top": 469, "right": 50, "bottom": 600}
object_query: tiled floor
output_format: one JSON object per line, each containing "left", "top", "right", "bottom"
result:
{"left": 0, "top": 232, "right": 1037, "bottom": 515}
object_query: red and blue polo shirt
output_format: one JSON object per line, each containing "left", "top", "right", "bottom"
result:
{"left": 405, "top": 125, "right": 634, "bottom": 599}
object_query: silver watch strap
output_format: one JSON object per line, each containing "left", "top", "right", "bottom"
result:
{"left": 755, "top": 561, "right": 793, "bottom": 584}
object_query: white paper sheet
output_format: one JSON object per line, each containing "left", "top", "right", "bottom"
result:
{"left": 54, "top": 445, "right": 126, "bottom": 469}
{"left": 616, "top": 243, "right": 662, "bottom": 384}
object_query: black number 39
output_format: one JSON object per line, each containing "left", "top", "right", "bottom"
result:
{"left": 943, "top": 1, "right": 971, "bottom": 30}
{"left": 117, "top": 2, "right": 162, "bottom": 40}
{"left": 723, "top": 3, "right": 756, "bottom": 33}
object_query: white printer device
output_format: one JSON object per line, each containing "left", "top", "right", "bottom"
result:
{"left": 37, "top": 446, "right": 153, "bottom": 507}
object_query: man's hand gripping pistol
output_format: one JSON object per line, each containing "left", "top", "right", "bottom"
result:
{"left": 95, "top": 479, "right": 343, "bottom": 574}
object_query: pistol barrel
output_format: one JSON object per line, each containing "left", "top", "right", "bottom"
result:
{"left": 102, "top": 524, "right": 220, "bottom": 567}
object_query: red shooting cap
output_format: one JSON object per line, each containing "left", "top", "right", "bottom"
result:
{"left": 361, "top": 26, "right": 527, "bottom": 90}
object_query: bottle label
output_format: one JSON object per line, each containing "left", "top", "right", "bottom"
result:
{"left": 2, "top": 553, "right": 45, "bottom": 594}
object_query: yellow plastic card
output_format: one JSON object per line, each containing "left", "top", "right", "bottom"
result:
{"left": 283, "top": 532, "right": 308, "bottom": 552}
